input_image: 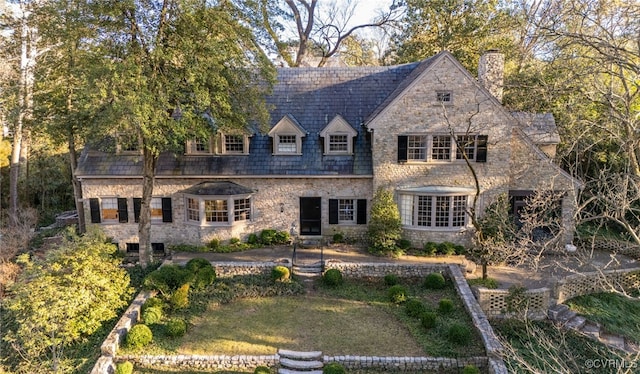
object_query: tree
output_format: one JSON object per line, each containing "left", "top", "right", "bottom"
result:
{"left": 93, "top": 1, "right": 274, "bottom": 267}
{"left": 3, "top": 227, "right": 132, "bottom": 373}
{"left": 367, "top": 188, "right": 402, "bottom": 255}
{"left": 239, "top": 0, "right": 402, "bottom": 67}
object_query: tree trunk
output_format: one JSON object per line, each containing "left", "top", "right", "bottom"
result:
{"left": 67, "top": 131, "right": 85, "bottom": 233}
{"left": 138, "top": 146, "right": 157, "bottom": 267}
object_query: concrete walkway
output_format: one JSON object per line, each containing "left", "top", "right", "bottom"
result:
{"left": 171, "top": 244, "right": 639, "bottom": 289}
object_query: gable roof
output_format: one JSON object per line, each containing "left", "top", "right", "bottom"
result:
{"left": 76, "top": 63, "right": 418, "bottom": 178}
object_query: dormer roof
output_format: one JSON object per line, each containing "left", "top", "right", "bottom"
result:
{"left": 319, "top": 115, "right": 357, "bottom": 138}
{"left": 268, "top": 114, "right": 307, "bottom": 137}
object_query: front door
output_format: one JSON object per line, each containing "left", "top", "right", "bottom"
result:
{"left": 300, "top": 197, "right": 321, "bottom": 235}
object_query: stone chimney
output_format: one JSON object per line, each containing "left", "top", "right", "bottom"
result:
{"left": 478, "top": 50, "right": 504, "bottom": 103}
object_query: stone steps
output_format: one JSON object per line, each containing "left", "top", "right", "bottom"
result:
{"left": 278, "top": 349, "right": 324, "bottom": 374}
{"left": 548, "top": 304, "right": 638, "bottom": 354}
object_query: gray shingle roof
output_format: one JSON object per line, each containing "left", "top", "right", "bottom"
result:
{"left": 77, "top": 62, "right": 419, "bottom": 177}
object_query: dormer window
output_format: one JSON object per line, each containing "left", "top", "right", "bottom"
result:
{"left": 320, "top": 115, "right": 357, "bottom": 155}
{"left": 269, "top": 115, "right": 306, "bottom": 155}
{"left": 186, "top": 138, "right": 213, "bottom": 154}
{"left": 436, "top": 91, "right": 453, "bottom": 104}
{"left": 116, "top": 133, "right": 142, "bottom": 154}
{"left": 215, "top": 132, "right": 250, "bottom": 155}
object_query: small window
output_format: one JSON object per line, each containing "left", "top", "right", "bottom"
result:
{"left": 150, "top": 197, "right": 163, "bottom": 221}
{"left": 277, "top": 135, "right": 297, "bottom": 153}
{"left": 408, "top": 135, "right": 427, "bottom": 161}
{"left": 431, "top": 135, "right": 451, "bottom": 160}
{"left": 456, "top": 135, "right": 477, "bottom": 160}
{"left": 151, "top": 243, "right": 165, "bottom": 254}
{"left": 126, "top": 243, "right": 140, "bottom": 253}
{"left": 187, "top": 138, "right": 212, "bottom": 154}
{"left": 224, "top": 135, "right": 244, "bottom": 153}
{"left": 234, "top": 198, "right": 251, "bottom": 221}
{"left": 436, "top": 91, "right": 452, "bottom": 104}
{"left": 338, "top": 199, "right": 355, "bottom": 222}
{"left": 101, "top": 198, "right": 118, "bottom": 221}
{"left": 187, "top": 198, "right": 200, "bottom": 221}
{"left": 329, "top": 135, "right": 349, "bottom": 153}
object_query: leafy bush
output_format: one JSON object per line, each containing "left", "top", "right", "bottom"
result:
{"left": 453, "top": 243, "right": 466, "bottom": 255}
{"left": 323, "top": 362, "right": 346, "bottom": 374}
{"left": 323, "top": 269, "right": 343, "bottom": 287}
{"left": 462, "top": 365, "right": 481, "bottom": 374}
{"left": 208, "top": 238, "right": 220, "bottom": 250}
{"left": 367, "top": 189, "right": 402, "bottom": 255}
{"left": 260, "top": 229, "right": 278, "bottom": 245}
{"left": 141, "top": 297, "right": 164, "bottom": 315}
{"left": 142, "top": 306, "right": 163, "bottom": 325}
{"left": 397, "top": 238, "right": 412, "bottom": 250}
{"left": 253, "top": 366, "right": 271, "bottom": 374}
{"left": 229, "top": 237, "right": 241, "bottom": 245}
{"left": 388, "top": 285, "right": 408, "bottom": 304}
{"left": 423, "top": 242, "right": 438, "bottom": 255}
{"left": 274, "top": 231, "right": 290, "bottom": 244}
{"left": 271, "top": 265, "right": 290, "bottom": 282}
{"left": 383, "top": 273, "right": 399, "bottom": 286}
{"left": 125, "top": 324, "right": 153, "bottom": 349}
{"left": 332, "top": 232, "right": 345, "bottom": 244}
{"left": 405, "top": 298, "right": 426, "bottom": 318}
{"left": 115, "top": 361, "right": 134, "bottom": 374}
{"left": 186, "top": 258, "right": 216, "bottom": 290}
{"left": 436, "top": 242, "right": 456, "bottom": 255}
{"left": 247, "top": 233, "right": 260, "bottom": 245}
{"left": 165, "top": 318, "right": 187, "bottom": 338}
{"left": 424, "top": 272, "right": 446, "bottom": 289}
{"left": 170, "top": 284, "right": 190, "bottom": 309}
{"left": 447, "top": 323, "right": 471, "bottom": 345}
{"left": 438, "top": 298, "right": 455, "bottom": 314}
{"left": 420, "top": 312, "right": 437, "bottom": 329}
{"left": 143, "top": 265, "right": 194, "bottom": 295}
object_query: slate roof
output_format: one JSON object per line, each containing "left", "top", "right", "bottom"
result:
{"left": 77, "top": 62, "right": 419, "bottom": 177}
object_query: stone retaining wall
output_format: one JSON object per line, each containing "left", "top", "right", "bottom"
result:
{"left": 475, "top": 287, "right": 551, "bottom": 320}
{"left": 324, "top": 261, "right": 450, "bottom": 278}
{"left": 118, "top": 354, "right": 279, "bottom": 371}
{"left": 555, "top": 267, "right": 640, "bottom": 304}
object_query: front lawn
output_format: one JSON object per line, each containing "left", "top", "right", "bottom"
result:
{"left": 122, "top": 274, "right": 485, "bottom": 358}
{"left": 566, "top": 292, "right": 640, "bottom": 344}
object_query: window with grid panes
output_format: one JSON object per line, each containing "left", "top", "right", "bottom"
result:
{"left": 399, "top": 194, "right": 467, "bottom": 228}
{"left": 224, "top": 135, "right": 244, "bottom": 153}
{"left": 338, "top": 199, "right": 355, "bottom": 222}
{"left": 150, "top": 197, "right": 163, "bottom": 220}
{"left": 187, "top": 198, "right": 200, "bottom": 221}
{"left": 431, "top": 135, "right": 451, "bottom": 160}
{"left": 234, "top": 198, "right": 251, "bottom": 221}
{"left": 278, "top": 135, "right": 297, "bottom": 153}
{"left": 101, "top": 198, "right": 118, "bottom": 221}
{"left": 408, "top": 135, "right": 427, "bottom": 160}
{"left": 205, "top": 199, "right": 228, "bottom": 222}
{"left": 329, "top": 135, "right": 349, "bottom": 152}
{"left": 456, "top": 135, "right": 476, "bottom": 160}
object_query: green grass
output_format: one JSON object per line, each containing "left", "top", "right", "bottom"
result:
{"left": 121, "top": 276, "right": 485, "bottom": 359}
{"left": 567, "top": 292, "right": 640, "bottom": 344}
{"left": 493, "top": 319, "right": 628, "bottom": 374}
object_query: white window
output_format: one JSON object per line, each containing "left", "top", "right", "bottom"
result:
{"left": 431, "top": 135, "right": 451, "bottom": 161}
{"left": 101, "top": 198, "right": 118, "bottom": 222}
{"left": 224, "top": 135, "right": 244, "bottom": 154}
{"left": 186, "top": 196, "right": 252, "bottom": 226}
{"left": 234, "top": 198, "right": 251, "bottom": 221}
{"left": 329, "top": 135, "right": 349, "bottom": 152}
{"left": 338, "top": 199, "right": 355, "bottom": 223}
{"left": 320, "top": 115, "right": 357, "bottom": 155}
{"left": 456, "top": 135, "right": 477, "bottom": 160}
{"left": 205, "top": 199, "right": 228, "bottom": 222}
{"left": 408, "top": 135, "right": 427, "bottom": 161}
{"left": 399, "top": 193, "right": 468, "bottom": 229}
{"left": 187, "top": 138, "right": 212, "bottom": 154}
{"left": 150, "top": 197, "right": 163, "bottom": 221}
{"left": 401, "top": 134, "right": 485, "bottom": 163}
{"left": 187, "top": 198, "right": 200, "bottom": 222}
{"left": 277, "top": 135, "right": 297, "bottom": 153}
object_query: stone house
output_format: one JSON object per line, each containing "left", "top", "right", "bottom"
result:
{"left": 76, "top": 51, "right": 580, "bottom": 254}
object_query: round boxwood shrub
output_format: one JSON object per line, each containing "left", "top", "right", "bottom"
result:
{"left": 323, "top": 362, "right": 346, "bottom": 374}
{"left": 384, "top": 273, "right": 399, "bottom": 286}
{"left": 254, "top": 366, "right": 271, "bottom": 374}
{"left": 438, "top": 298, "right": 455, "bottom": 314}
{"left": 424, "top": 272, "right": 446, "bottom": 289}
{"left": 423, "top": 242, "right": 438, "bottom": 256}
{"left": 447, "top": 323, "right": 471, "bottom": 345}
{"left": 405, "top": 298, "right": 426, "bottom": 318}
{"left": 115, "top": 361, "right": 134, "bottom": 374}
{"left": 165, "top": 318, "right": 187, "bottom": 338}
{"left": 462, "top": 365, "right": 481, "bottom": 374}
{"left": 125, "top": 324, "right": 153, "bottom": 349}
{"left": 323, "top": 269, "right": 343, "bottom": 287}
{"left": 142, "top": 306, "right": 163, "bottom": 325}
{"left": 143, "top": 265, "right": 194, "bottom": 295}
{"left": 141, "top": 296, "right": 164, "bottom": 315}
{"left": 420, "top": 312, "right": 437, "bottom": 329}
{"left": 271, "top": 265, "right": 290, "bottom": 282}
{"left": 388, "top": 284, "right": 408, "bottom": 304}
{"left": 170, "top": 283, "right": 190, "bottom": 309}
{"left": 186, "top": 258, "right": 216, "bottom": 290}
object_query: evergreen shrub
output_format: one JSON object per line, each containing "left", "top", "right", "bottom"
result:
{"left": 447, "top": 323, "right": 471, "bottom": 345}
{"left": 405, "top": 298, "right": 426, "bottom": 317}
{"left": 420, "top": 312, "right": 437, "bottom": 329}
{"left": 388, "top": 285, "right": 408, "bottom": 304}
{"left": 170, "top": 284, "right": 190, "bottom": 309}
{"left": 271, "top": 265, "right": 290, "bottom": 282}
{"left": 253, "top": 366, "right": 271, "bottom": 374}
{"left": 125, "top": 324, "right": 153, "bottom": 349}
{"left": 384, "top": 273, "right": 399, "bottom": 286}
{"left": 165, "top": 318, "right": 187, "bottom": 338}
{"left": 424, "top": 272, "right": 446, "bottom": 289}
{"left": 438, "top": 298, "right": 455, "bottom": 314}
{"left": 142, "top": 306, "right": 163, "bottom": 325}
{"left": 115, "top": 361, "right": 134, "bottom": 374}
{"left": 323, "top": 362, "right": 346, "bottom": 374}
{"left": 462, "top": 365, "right": 481, "bottom": 374}
{"left": 323, "top": 269, "right": 343, "bottom": 287}
{"left": 186, "top": 258, "right": 216, "bottom": 290}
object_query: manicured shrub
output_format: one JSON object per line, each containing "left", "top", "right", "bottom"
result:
{"left": 186, "top": 258, "right": 216, "bottom": 290}
{"left": 125, "top": 324, "right": 153, "bottom": 349}
{"left": 420, "top": 312, "right": 437, "bottom": 329}
{"left": 165, "top": 318, "right": 187, "bottom": 338}
{"left": 405, "top": 298, "right": 426, "bottom": 318}
{"left": 438, "top": 298, "right": 455, "bottom": 314}
{"left": 142, "top": 306, "right": 163, "bottom": 325}
{"left": 462, "top": 365, "right": 481, "bottom": 374}
{"left": 230, "top": 237, "right": 241, "bottom": 245}
{"left": 208, "top": 238, "right": 220, "bottom": 250}
{"left": 271, "top": 265, "right": 290, "bottom": 282}
{"left": 367, "top": 188, "right": 402, "bottom": 255}
{"left": 436, "top": 242, "right": 456, "bottom": 255}
{"left": 453, "top": 243, "right": 466, "bottom": 255}
{"left": 247, "top": 233, "right": 260, "bottom": 245}
{"left": 274, "top": 231, "right": 291, "bottom": 244}
{"left": 423, "top": 242, "right": 438, "bottom": 255}
{"left": 396, "top": 238, "right": 412, "bottom": 250}
{"left": 115, "top": 361, "right": 134, "bottom": 374}
{"left": 170, "top": 283, "right": 190, "bottom": 309}
{"left": 384, "top": 273, "right": 399, "bottom": 286}
{"left": 141, "top": 296, "right": 164, "bottom": 315}
{"left": 388, "top": 285, "right": 408, "bottom": 304}
{"left": 323, "top": 362, "right": 346, "bottom": 374}
{"left": 254, "top": 366, "right": 271, "bottom": 374}
{"left": 260, "top": 229, "right": 278, "bottom": 245}
{"left": 323, "top": 269, "right": 343, "bottom": 287}
{"left": 447, "top": 323, "right": 471, "bottom": 345}
{"left": 332, "top": 232, "right": 345, "bottom": 243}
{"left": 143, "top": 265, "right": 194, "bottom": 295}
{"left": 424, "top": 272, "right": 446, "bottom": 289}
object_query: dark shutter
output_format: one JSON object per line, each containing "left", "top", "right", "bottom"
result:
{"left": 357, "top": 199, "right": 367, "bottom": 224}
{"left": 476, "top": 135, "right": 488, "bottom": 163}
{"left": 161, "top": 197, "right": 173, "bottom": 222}
{"left": 117, "top": 198, "right": 128, "bottom": 223}
{"left": 397, "top": 135, "right": 408, "bottom": 163}
{"left": 89, "top": 198, "right": 101, "bottom": 223}
{"left": 329, "top": 199, "right": 339, "bottom": 224}
{"left": 133, "top": 198, "right": 142, "bottom": 223}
